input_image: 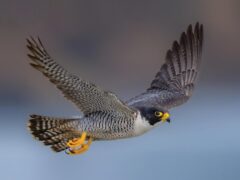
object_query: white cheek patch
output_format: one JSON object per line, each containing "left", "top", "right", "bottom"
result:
{"left": 133, "top": 112, "right": 153, "bottom": 136}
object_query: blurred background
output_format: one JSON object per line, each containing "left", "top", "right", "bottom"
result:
{"left": 0, "top": 0, "right": 240, "bottom": 180}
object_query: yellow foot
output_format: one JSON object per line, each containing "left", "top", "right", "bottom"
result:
{"left": 65, "top": 132, "right": 92, "bottom": 155}
{"left": 67, "top": 132, "right": 87, "bottom": 148}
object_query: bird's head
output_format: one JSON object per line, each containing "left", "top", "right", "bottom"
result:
{"left": 137, "top": 106, "right": 170, "bottom": 126}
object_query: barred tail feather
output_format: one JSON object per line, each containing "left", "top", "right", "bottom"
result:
{"left": 28, "top": 115, "right": 81, "bottom": 152}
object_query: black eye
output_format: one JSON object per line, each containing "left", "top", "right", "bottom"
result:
{"left": 154, "top": 111, "right": 163, "bottom": 117}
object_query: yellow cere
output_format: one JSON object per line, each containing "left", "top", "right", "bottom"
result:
{"left": 161, "top": 113, "right": 170, "bottom": 122}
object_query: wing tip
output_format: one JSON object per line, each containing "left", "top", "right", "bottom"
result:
{"left": 178, "top": 22, "right": 204, "bottom": 50}
{"left": 26, "top": 36, "right": 47, "bottom": 55}
{"left": 148, "top": 22, "right": 204, "bottom": 91}
{"left": 186, "top": 22, "right": 203, "bottom": 39}
{"left": 26, "top": 36, "right": 51, "bottom": 70}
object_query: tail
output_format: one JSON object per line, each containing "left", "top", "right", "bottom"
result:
{"left": 28, "top": 115, "right": 81, "bottom": 152}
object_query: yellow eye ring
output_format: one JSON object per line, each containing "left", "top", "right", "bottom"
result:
{"left": 154, "top": 111, "right": 163, "bottom": 117}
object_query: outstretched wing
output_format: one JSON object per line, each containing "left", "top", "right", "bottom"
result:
{"left": 127, "top": 23, "right": 203, "bottom": 109}
{"left": 27, "top": 37, "right": 134, "bottom": 116}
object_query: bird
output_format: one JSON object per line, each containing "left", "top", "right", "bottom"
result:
{"left": 27, "top": 22, "right": 203, "bottom": 155}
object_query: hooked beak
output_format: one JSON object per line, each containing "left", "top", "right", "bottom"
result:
{"left": 161, "top": 112, "right": 170, "bottom": 123}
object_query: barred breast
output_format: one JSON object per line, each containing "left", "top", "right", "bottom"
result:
{"left": 77, "top": 111, "right": 136, "bottom": 140}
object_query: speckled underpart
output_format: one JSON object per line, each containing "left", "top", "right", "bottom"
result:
{"left": 78, "top": 111, "right": 136, "bottom": 140}
{"left": 26, "top": 23, "right": 203, "bottom": 153}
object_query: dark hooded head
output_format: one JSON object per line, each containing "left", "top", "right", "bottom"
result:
{"left": 137, "top": 106, "right": 170, "bottom": 126}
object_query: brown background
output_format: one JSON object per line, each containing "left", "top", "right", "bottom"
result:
{"left": 0, "top": 1, "right": 240, "bottom": 180}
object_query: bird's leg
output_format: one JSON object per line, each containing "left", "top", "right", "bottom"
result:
{"left": 66, "top": 138, "right": 92, "bottom": 155}
{"left": 65, "top": 132, "right": 93, "bottom": 155}
{"left": 67, "top": 132, "right": 87, "bottom": 148}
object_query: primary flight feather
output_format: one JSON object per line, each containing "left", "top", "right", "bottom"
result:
{"left": 27, "top": 23, "right": 203, "bottom": 155}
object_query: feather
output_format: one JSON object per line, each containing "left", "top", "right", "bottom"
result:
{"left": 128, "top": 23, "right": 204, "bottom": 109}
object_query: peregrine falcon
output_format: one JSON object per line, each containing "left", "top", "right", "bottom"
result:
{"left": 27, "top": 23, "right": 203, "bottom": 155}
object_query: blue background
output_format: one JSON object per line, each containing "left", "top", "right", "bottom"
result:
{"left": 0, "top": 0, "right": 240, "bottom": 180}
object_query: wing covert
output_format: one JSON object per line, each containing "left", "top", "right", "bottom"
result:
{"left": 128, "top": 23, "right": 203, "bottom": 109}
{"left": 27, "top": 37, "right": 134, "bottom": 116}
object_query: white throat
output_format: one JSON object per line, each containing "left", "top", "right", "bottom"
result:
{"left": 133, "top": 111, "right": 153, "bottom": 136}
